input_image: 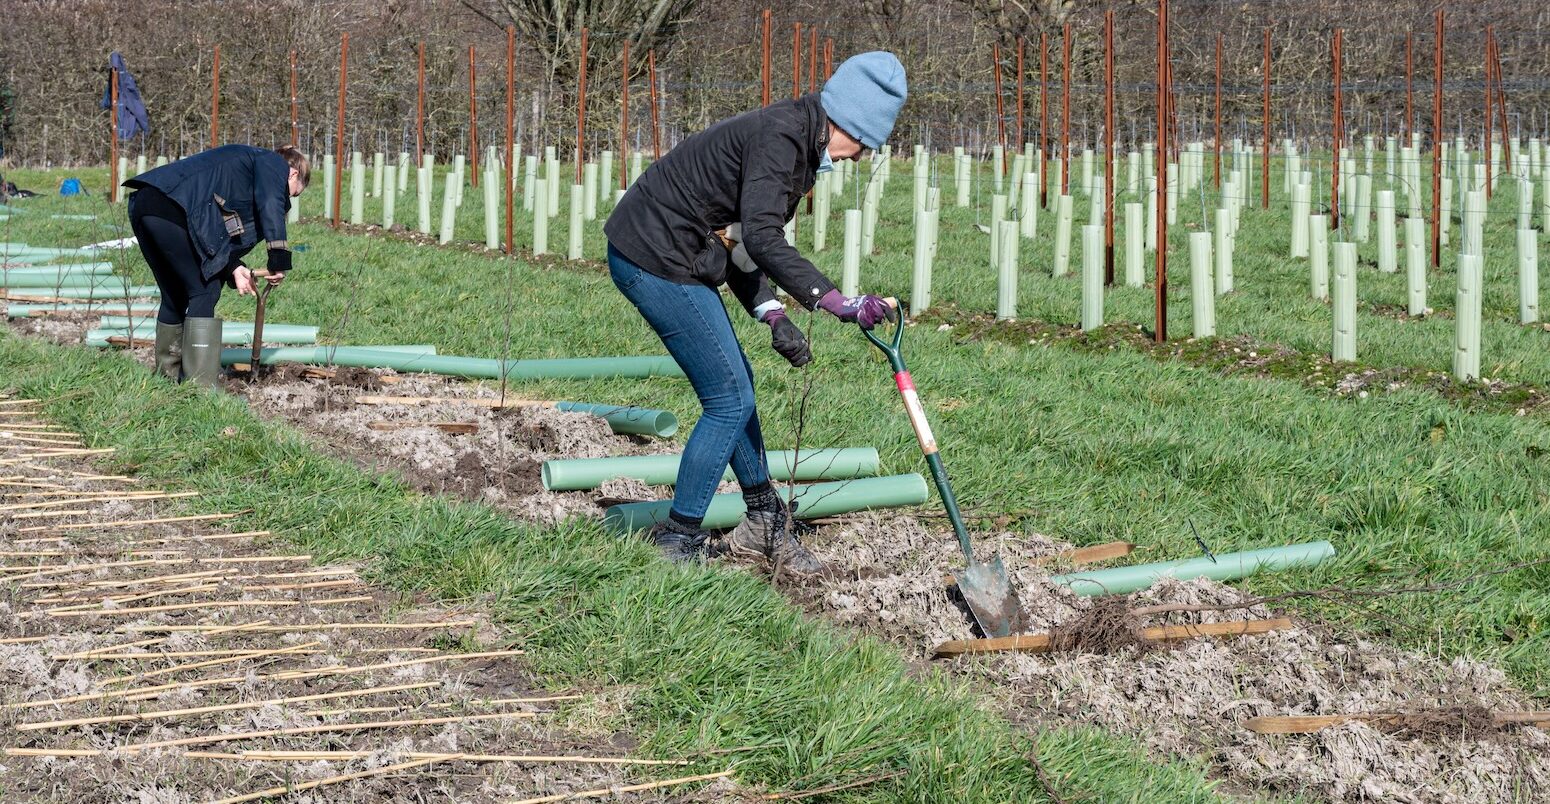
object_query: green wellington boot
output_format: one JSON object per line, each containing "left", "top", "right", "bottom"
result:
{"left": 181, "top": 317, "right": 224, "bottom": 388}
{"left": 153, "top": 321, "right": 183, "bottom": 381}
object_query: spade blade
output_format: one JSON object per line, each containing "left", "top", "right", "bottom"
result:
{"left": 957, "top": 555, "right": 1028, "bottom": 638}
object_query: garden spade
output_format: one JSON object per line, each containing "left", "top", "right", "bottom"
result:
{"left": 248, "top": 280, "right": 275, "bottom": 374}
{"left": 861, "top": 303, "right": 1028, "bottom": 638}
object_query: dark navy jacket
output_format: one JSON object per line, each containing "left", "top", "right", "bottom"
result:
{"left": 124, "top": 145, "right": 290, "bottom": 280}
{"left": 604, "top": 94, "right": 837, "bottom": 314}
{"left": 101, "top": 52, "right": 150, "bottom": 140}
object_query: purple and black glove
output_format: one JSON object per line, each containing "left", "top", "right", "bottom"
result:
{"left": 764, "top": 310, "right": 812, "bottom": 367}
{"left": 818, "top": 289, "right": 896, "bottom": 330}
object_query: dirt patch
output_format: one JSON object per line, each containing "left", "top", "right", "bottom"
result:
{"left": 227, "top": 369, "right": 659, "bottom": 525}
{"left": 766, "top": 511, "right": 1550, "bottom": 803}
{"left": 5, "top": 310, "right": 99, "bottom": 345}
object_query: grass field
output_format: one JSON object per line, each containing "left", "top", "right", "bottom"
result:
{"left": 3, "top": 153, "right": 1548, "bottom": 798}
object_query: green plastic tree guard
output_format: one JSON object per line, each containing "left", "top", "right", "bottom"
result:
{"left": 549, "top": 402, "right": 678, "bottom": 438}
{"left": 220, "top": 346, "right": 682, "bottom": 380}
{"left": 7, "top": 286, "right": 160, "bottom": 299}
{"left": 1048, "top": 540, "right": 1336, "bottom": 597}
{"left": 99, "top": 317, "right": 320, "bottom": 341}
{"left": 603, "top": 473, "right": 929, "bottom": 533}
{"left": 0, "top": 274, "right": 138, "bottom": 289}
{"left": 1, "top": 263, "right": 113, "bottom": 276}
{"left": 88, "top": 325, "right": 319, "bottom": 346}
{"left": 7, "top": 302, "right": 160, "bottom": 318}
{"left": 543, "top": 447, "right": 881, "bottom": 491}
{"left": 219, "top": 346, "right": 439, "bottom": 367}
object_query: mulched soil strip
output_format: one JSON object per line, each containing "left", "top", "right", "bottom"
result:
{"left": 0, "top": 395, "right": 730, "bottom": 803}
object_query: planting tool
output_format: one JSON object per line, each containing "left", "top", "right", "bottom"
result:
{"left": 862, "top": 301, "right": 1028, "bottom": 637}
{"left": 249, "top": 281, "right": 275, "bottom": 375}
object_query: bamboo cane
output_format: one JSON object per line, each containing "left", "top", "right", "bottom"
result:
{"left": 13, "top": 681, "right": 441, "bottom": 732}
{"left": 211, "top": 755, "right": 454, "bottom": 804}
{"left": 128, "top": 710, "right": 535, "bottom": 752}
{"left": 104, "top": 640, "right": 323, "bottom": 685}
{"left": 510, "top": 770, "right": 734, "bottom": 804}
{"left": 17, "top": 512, "right": 240, "bottom": 533}
{"left": 124, "top": 620, "right": 474, "bottom": 634}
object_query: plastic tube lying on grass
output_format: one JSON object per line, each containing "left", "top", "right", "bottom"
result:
{"left": 221, "top": 346, "right": 684, "bottom": 381}
{"left": 0, "top": 263, "right": 113, "bottom": 276}
{"left": 543, "top": 447, "right": 881, "bottom": 491}
{"left": 219, "top": 346, "right": 439, "bottom": 367}
{"left": 97, "top": 318, "right": 320, "bottom": 342}
{"left": 550, "top": 401, "right": 678, "bottom": 438}
{"left": 603, "top": 473, "right": 929, "bottom": 533}
{"left": 0, "top": 286, "right": 160, "bottom": 300}
{"left": 6, "top": 302, "right": 161, "bottom": 318}
{"left": 1046, "top": 540, "right": 1336, "bottom": 597}
{"left": 87, "top": 326, "right": 319, "bottom": 347}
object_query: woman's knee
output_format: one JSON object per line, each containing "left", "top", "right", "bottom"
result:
{"left": 698, "top": 373, "right": 757, "bottom": 422}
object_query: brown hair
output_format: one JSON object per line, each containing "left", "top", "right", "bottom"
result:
{"left": 275, "top": 145, "right": 310, "bottom": 188}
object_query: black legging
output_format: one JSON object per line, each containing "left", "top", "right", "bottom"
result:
{"left": 128, "top": 187, "right": 229, "bottom": 325}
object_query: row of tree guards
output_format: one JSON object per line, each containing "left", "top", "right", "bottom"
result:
{"left": 100, "top": 6, "right": 1527, "bottom": 351}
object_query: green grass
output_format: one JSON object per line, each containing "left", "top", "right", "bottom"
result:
{"left": 0, "top": 331, "right": 1227, "bottom": 803}
{"left": 3, "top": 154, "right": 1549, "bottom": 795}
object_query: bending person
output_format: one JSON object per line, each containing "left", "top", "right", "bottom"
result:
{"left": 124, "top": 144, "right": 307, "bottom": 386}
{"left": 604, "top": 52, "right": 906, "bottom": 573}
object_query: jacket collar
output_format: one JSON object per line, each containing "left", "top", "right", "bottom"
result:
{"left": 798, "top": 93, "right": 829, "bottom": 167}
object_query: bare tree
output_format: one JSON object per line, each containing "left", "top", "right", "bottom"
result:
{"left": 463, "top": 0, "right": 701, "bottom": 85}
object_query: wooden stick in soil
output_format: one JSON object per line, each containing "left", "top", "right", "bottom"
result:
{"left": 510, "top": 770, "right": 734, "bottom": 804}
{"left": 367, "top": 421, "right": 479, "bottom": 434}
{"left": 12, "top": 680, "right": 443, "bottom": 731}
{"left": 17, "top": 511, "right": 240, "bottom": 532}
{"left": 7, "top": 649, "right": 523, "bottom": 710}
{"left": 207, "top": 754, "right": 455, "bottom": 804}
{"left": 124, "top": 619, "right": 474, "bottom": 634}
{"left": 3, "top": 447, "right": 115, "bottom": 460}
{"left": 303, "top": 693, "right": 582, "bottom": 718}
{"left": 60, "top": 649, "right": 326, "bottom": 661}
{"left": 29, "top": 567, "right": 234, "bottom": 590}
{"left": 34, "top": 582, "right": 222, "bottom": 612}
{"left": 117, "top": 530, "right": 269, "bottom": 547}
{"left": 2, "top": 488, "right": 174, "bottom": 499}
{"left": 10, "top": 509, "right": 95, "bottom": 519}
{"left": 932, "top": 617, "right": 1295, "bottom": 658}
{"left": 45, "top": 595, "right": 374, "bottom": 618}
{"left": 103, "top": 640, "right": 323, "bottom": 685}
{"left": 187, "top": 749, "right": 689, "bottom": 766}
{"left": 125, "top": 710, "right": 535, "bottom": 752}
{"left": 1246, "top": 711, "right": 1550, "bottom": 734}
{"left": 0, "top": 434, "right": 83, "bottom": 446}
{"left": 59, "top": 620, "right": 275, "bottom": 660}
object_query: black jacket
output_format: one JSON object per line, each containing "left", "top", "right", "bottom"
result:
{"left": 604, "top": 94, "right": 838, "bottom": 313}
{"left": 124, "top": 144, "right": 290, "bottom": 280}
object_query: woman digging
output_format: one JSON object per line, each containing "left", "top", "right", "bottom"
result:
{"left": 604, "top": 52, "right": 906, "bottom": 574}
{"left": 123, "top": 144, "right": 308, "bottom": 387}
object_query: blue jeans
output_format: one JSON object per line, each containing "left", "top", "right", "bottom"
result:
{"left": 608, "top": 244, "right": 770, "bottom": 522}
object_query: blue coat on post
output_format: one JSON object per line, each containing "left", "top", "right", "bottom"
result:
{"left": 123, "top": 144, "right": 291, "bottom": 280}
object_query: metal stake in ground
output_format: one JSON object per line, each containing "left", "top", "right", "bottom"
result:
{"left": 862, "top": 304, "right": 1027, "bottom": 638}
